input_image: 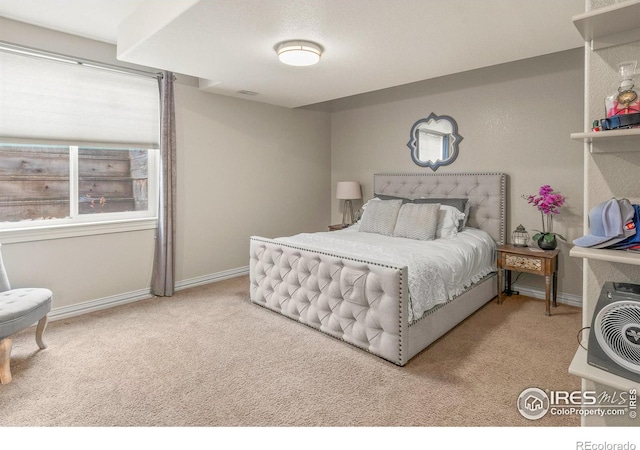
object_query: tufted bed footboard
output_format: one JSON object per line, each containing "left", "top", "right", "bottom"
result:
{"left": 250, "top": 237, "right": 410, "bottom": 365}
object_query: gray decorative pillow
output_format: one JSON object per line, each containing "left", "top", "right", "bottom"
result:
{"left": 359, "top": 199, "right": 403, "bottom": 236}
{"left": 462, "top": 201, "right": 472, "bottom": 229}
{"left": 414, "top": 197, "right": 467, "bottom": 212}
{"left": 414, "top": 197, "right": 468, "bottom": 230}
{"left": 374, "top": 194, "right": 412, "bottom": 203}
{"left": 393, "top": 203, "right": 440, "bottom": 241}
{"left": 376, "top": 195, "right": 467, "bottom": 216}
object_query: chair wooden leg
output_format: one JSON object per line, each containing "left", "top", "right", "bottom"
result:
{"left": 0, "top": 338, "right": 12, "bottom": 384}
{"left": 36, "top": 315, "right": 48, "bottom": 350}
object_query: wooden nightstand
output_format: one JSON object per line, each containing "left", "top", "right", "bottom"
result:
{"left": 328, "top": 224, "right": 348, "bottom": 231}
{"left": 497, "top": 244, "right": 560, "bottom": 316}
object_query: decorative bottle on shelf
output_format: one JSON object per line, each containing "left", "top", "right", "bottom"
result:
{"left": 605, "top": 61, "right": 639, "bottom": 118}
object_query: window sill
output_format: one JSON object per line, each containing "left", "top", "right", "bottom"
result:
{"left": 0, "top": 217, "right": 158, "bottom": 244}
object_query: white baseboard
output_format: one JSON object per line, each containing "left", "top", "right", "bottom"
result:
{"left": 511, "top": 283, "right": 583, "bottom": 308}
{"left": 49, "top": 288, "right": 152, "bottom": 321}
{"left": 175, "top": 266, "right": 249, "bottom": 291}
{"left": 49, "top": 266, "right": 250, "bottom": 321}
{"left": 48, "top": 270, "right": 578, "bottom": 322}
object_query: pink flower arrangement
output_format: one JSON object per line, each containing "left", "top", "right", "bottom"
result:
{"left": 523, "top": 185, "right": 567, "bottom": 246}
{"left": 524, "top": 185, "right": 566, "bottom": 216}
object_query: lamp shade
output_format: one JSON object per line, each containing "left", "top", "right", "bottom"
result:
{"left": 336, "top": 181, "right": 361, "bottom": 200}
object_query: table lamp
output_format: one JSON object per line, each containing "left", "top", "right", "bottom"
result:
{"left": 336, "top": 181, "right": 362, "bottom": 227}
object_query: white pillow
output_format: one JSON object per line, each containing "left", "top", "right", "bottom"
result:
{"left": 393, "top": 203, "right": 440, "bottom": 240}
{"left": 359, "top": 199, "right": 402, "bottom": 236}
{"left": 437, "top": 205, "right": 466, "bottom": 239}
{"left": 360, "top": 197, "right": 380, "bottom": 211}
{"left": 354, "top": 198, "right": 378, "bottom": 223}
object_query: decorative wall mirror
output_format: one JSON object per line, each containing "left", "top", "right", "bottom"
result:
{"left": 407, "top": 113, "right": 463, "bottom": 170}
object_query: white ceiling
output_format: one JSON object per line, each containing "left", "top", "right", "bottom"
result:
{"left": 0, "top": 0, "right": 586, "bottom": 108}
{"left": 0, "top": 0, "right": 145, "bottom": 44}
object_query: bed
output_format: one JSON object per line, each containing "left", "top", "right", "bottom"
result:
{"left": 250, "top": 172, "right": 506, "bottom": 366}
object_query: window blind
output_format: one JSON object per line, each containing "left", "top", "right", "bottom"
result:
{"left": 0, "top": 51, "right": 159, "bottom": 147}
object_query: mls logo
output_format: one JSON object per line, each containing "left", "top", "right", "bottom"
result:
{"left": 517, "top": 388, "right": 549, "bottom": 420}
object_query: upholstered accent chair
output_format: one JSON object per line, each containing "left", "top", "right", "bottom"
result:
{"left": 0, "top": 244, "right": 52, "bottom": 384}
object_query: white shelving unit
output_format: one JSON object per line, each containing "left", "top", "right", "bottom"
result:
{"left": 569, "top": 1, "right": 640, "bottom": 400}
{"left": 569, "top": 346, "right": 640, "bottom": 392}
{"left": 571, "top": 128, "right": 640, "bottom": 150}
{"left": 573, "top": 0, "right": 640, "bottom": 49}
{"left": 570, "top": 246, "right": 640, "bottom": 265}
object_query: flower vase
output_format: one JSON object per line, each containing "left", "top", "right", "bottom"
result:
{"left": 537, "top": 235, "right": 557, "bottom": 251}
{"left": 537, "top": 215, "right": 558, "bottom": 250}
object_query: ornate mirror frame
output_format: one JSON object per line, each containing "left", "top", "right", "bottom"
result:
{"left": 407, "top": 113, "right": 463, "bottom": 171}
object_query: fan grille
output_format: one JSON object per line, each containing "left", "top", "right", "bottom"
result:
{"left": 594, "top": 301, "right": 640, "bottom": 375}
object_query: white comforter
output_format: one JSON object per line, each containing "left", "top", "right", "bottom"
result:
{"left": 276, "top": 224, "right": 497, "bottom": 323}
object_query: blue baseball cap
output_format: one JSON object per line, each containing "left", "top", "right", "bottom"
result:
{"left": 591, "top": 198, "right": 636, "bottom": 249}
{"left": 573, "top": 198, "right": 625, "bottom": 248}
{"left": 606, "top": 204, "right": 640, "bottom": 249}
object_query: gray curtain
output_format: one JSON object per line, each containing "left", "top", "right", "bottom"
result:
{"left": 0, "top": 244, "right": 11, "bottom": 292}
{"left": 151, "top": 71, "right": 177, "bottom": 297}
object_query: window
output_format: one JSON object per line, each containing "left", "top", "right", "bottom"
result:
{"left": 0, "top": 144, "right": 158, "bottom": 231}
{"left": 0, "top": 43, "right": 160, "bottom": 242}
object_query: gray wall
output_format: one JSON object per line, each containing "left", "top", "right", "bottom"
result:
{"left": 0, "top": 17, "right": 585, "bottom": 310}
{"left": 326, "top": 49, "right": 585, "bottom": 299}
{"left": 0, "top": 19, "right": 331, "bottom": 310}
{"left": 173, "top": 81, "right": 331, "bottom": 280}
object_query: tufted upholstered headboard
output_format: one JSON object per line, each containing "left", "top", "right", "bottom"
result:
{"left": 374, "top": 172, "right": 507, "bottom": 245}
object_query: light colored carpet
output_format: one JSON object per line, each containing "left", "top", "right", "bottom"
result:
{"left": 0, "top": 275, "right": 581, "bottom": 427}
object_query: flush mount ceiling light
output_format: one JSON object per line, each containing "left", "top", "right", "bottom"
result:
{"left": 276, "top": 40, "right": 322, "bottom": 66}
